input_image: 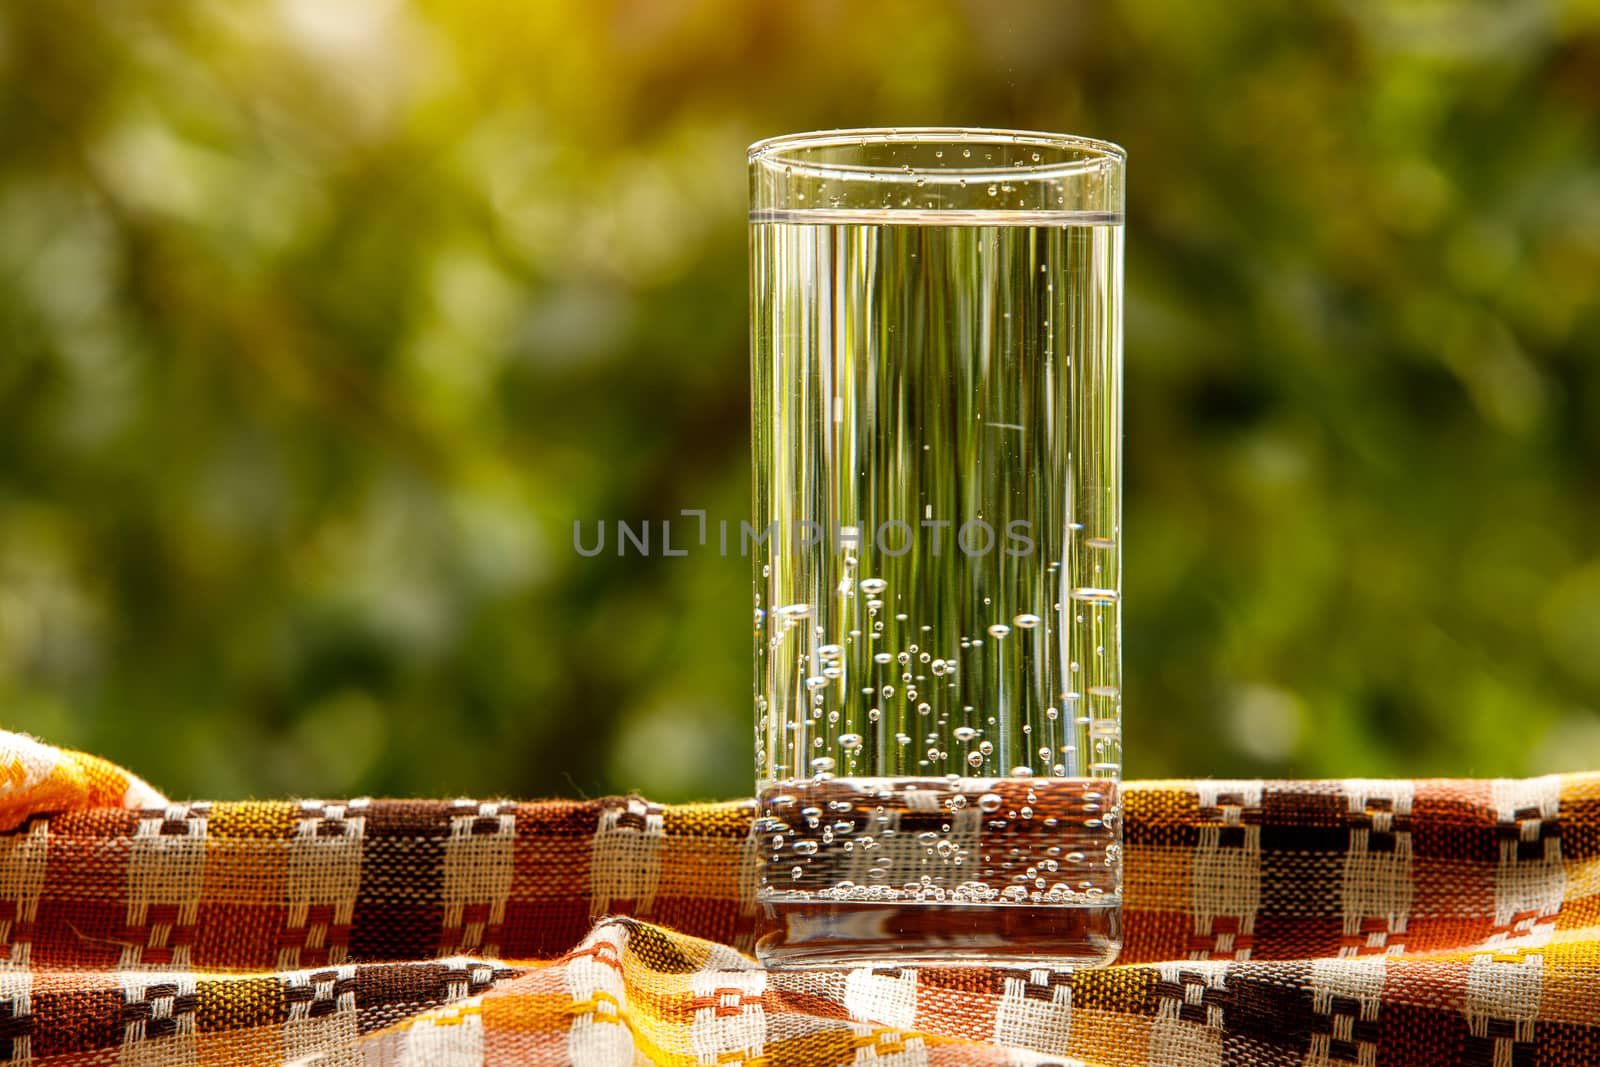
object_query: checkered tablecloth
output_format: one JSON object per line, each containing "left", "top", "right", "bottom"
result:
{"left": 2, "top": 729, "right": 1597, "bottom": 1066}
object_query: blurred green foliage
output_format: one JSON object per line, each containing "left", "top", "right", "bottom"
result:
{"left": 1, "top": 1, "right": 1598, "bottom": 801}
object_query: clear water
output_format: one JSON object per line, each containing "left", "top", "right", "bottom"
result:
{"left": 754, "top": 777, "right": 1120, "bottom": 967}
{"left": 760, "top": 777, "right": 1118, "bottom": 899}
{"left": 750, "top": 210, "right": 1122, "bottom": 964}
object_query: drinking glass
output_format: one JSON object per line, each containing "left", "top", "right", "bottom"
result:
{"left": 750, "top": 128, "right": 1124, "bottom": 968}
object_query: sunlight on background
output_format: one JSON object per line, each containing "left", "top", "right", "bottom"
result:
{"left": 0, "top": 0, "right": 1597, "bottom": 799}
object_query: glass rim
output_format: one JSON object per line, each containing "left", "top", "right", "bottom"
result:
{"left": 748, "top": 126, "right": 1125, "bottom": 180}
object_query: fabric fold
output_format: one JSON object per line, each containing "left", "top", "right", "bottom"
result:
{"left": 0, "top": 730, "right": 166, "bottom": 832}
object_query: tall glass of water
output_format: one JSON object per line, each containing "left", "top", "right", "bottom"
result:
{"left": 750, "top": 129, "right": 1125, "bottom": 968}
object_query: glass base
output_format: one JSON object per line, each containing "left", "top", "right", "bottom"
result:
{"left": 756, "top": 900, "right": 1121, "bottom": 970}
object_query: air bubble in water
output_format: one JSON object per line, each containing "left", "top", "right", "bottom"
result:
{"left": 953, "top": 726, "right": 977, "bottom": 742}
{"left": 818, "top": 644, "right": 843, "bottom": 660}
{"left": 810, "top": 757, "right": 835, "bottom": 772}
{"left": 839, "top": 733, "right": 863, "bottom": 750}
{"left": 874, "top": 652, "right": 893, "bottom": 665}
{"left": 987, "top": 624, "right": 1011, "bottom": 639}
{"left": 978, "top": 793, "right": 1002, "bottom": 812}
{"left": 1013, "top": 613, "right": 1042, "bottom": 629}
{"left": 859, "top": 578, "right": 888, "bottom": 595}
{"left": 966, "top": 751, "right": 984, "bottom": 767}
{"left": 775, "top": 603, "right": 812, "bottom": 620}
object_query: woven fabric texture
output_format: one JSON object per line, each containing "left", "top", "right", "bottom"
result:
{"left": 0, "top": 730, "right": 1597, "bottom": 1066}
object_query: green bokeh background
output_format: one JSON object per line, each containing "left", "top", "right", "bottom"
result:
{"left": 2, "top": 2, "right": 1598, "bottom": 801}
